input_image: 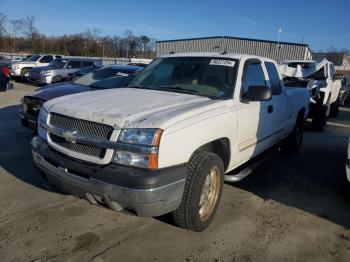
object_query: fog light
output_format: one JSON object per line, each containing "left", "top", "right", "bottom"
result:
{"left": 114, "top": 151, "right": 158, "bottom": 169}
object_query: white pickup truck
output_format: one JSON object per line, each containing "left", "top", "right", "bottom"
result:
{"left": 11, "top": 54, "right": 62, "bottom": 79}
{"left": 280, "top": 59, "right": 343, "bottom": 130}
{"left": 31, "top": 53, "right": 309, "bottom": 231}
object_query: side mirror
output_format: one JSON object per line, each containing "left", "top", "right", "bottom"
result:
{"left": 243, "top": 85, "right": 272, "bottom": 101}
{"left": 333, "top": 73, "right": 343, "bottom": 80}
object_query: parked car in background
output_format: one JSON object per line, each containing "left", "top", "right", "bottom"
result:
{"left": 66, "top": 64, "right": 101, "bottom": 81}
{"left": 27, "top": 58, "right": 101, "bottom": 85}
{"left": 31, "top": 53, "right": 309, "bottom": 231}
{"left": 11, "top": 55, "right": 32, "bottom": 62}
{"left": 20, "top": 65, "right": 143, "bottom": 130}
{"left": 0, "top": 63, "right": 12, "bottom": 91}
{"left": 10, "top": 54, "right": 62, "bottom": 80}
{"left": 347, "top": 137, "right": 350, "bottom": 182}
{"left": 339, "top": 77, "right": 350, "bottom": 106}
{"left": 280, "top": 59, "right": 343, "bottom": 130}
{"left": 127, "top": 62, "right": 149, "bottom": 68}
{"left": 0, "top": 55, "right": 11, "bottom": 64}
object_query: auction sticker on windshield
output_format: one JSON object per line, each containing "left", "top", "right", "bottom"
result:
{"left": 209, "top": 59, "right": 235, "bottom": 67}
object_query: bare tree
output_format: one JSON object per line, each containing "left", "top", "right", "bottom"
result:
{"left": 24, "top": 15, "right": 38, "bottom": 53}
{"left": 92, "top": 28, "right": 102, "bottom": 41}
{"left": 0, "top": 13, "right": 7, "bottom": 50}
{"left": 8, "top": 19, "right": 24, "bottom": 54}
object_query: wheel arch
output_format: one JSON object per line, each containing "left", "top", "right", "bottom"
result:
{"left": 195, "top": 137, "right": 231, "bottom": 172}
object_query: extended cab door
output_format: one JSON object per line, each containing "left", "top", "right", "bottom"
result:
{"left": 264, "top": 61, "right": 289, "bottom": 140}
{"left": 235, "top": 59, "right": 274, "bottom": 164}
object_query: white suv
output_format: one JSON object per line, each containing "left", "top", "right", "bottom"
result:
{"left": 11, "top": 54, "right": 62, "bottom": 79}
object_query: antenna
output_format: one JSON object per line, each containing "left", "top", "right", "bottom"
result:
{"left": 277, "top": 27, "right": 282, "bottom": 43}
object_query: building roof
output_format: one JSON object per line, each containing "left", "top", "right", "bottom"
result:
{"left": 156, "top": 35, "right": 309, "bottom": 48}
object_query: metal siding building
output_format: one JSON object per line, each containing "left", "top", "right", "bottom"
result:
{"left": 156, "top": 36, "right": 312, "bottom": 63}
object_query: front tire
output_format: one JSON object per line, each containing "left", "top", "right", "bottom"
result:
{"left": 20, "top": 68, "right": 30, "bottom": 81}
{"left": 172, "top": 151, "right": 224, "bottom": 232}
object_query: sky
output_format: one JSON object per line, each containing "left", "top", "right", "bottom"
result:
{"left": 1, "top": 0, "right": 349, "bottom": 51}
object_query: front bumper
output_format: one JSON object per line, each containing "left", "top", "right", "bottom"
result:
{"left": 10, "top": 68, "right": 21, "bottom": 77}
{"left": 31, "top": 137, "right": 186, "bottom": 217}
{"left": 28, "top": 74, "right": 54, "bottom": 85}
{"left": 19, "top": 110, "right": 38, "bottom": 131}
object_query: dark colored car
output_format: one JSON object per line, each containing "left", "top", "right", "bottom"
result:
{"left": 66, "top": 64, "right": 101, "bottom": 81}
{"left": 19, "top": 65, "right": 143, "bottom": 130}
{"left": 127, "top": 62, "right": 149, "bottom": 68}
{"left": 0, "top": 63, "right": 12, "bottom": 92}
{"left": 0, "top": 55, "right": 11, "bottom": 66}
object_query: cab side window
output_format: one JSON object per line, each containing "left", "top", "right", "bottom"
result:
{"left": 39, "top": 55, "right": 54, "bottom": 63}
{"left": 241, "top": 62, "right": 266, "bottom": 98}
{"left": 67, "top": 61, "right": 81, "bottom": 68}
{"left": 82, "top": 61, "right": 94, "bottom": 67}
{"left": 265, "top": 62, "right": 282, "bottom": 95}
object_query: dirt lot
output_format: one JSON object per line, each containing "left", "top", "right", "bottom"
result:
{"left": 0, "top": 82, "right": 350, "bottom": 262}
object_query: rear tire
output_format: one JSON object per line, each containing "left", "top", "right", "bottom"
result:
{"left": 172, "top": 151, "right": 224, "bottom": 232}
{"left": 329, "top": 97, "right": 340, "bottom": 118}
{"left": 311, "top": 104, "right": 328, "bottom": 131}
{"left": 284, "top": 114, "right": 304, "bottom": 154}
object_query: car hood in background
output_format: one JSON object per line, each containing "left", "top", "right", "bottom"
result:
{"left": 29, "top": 83, "right": 93, "bottom": 101}
{"left": 280, "top": 58, "right": 328, "bottom": 80}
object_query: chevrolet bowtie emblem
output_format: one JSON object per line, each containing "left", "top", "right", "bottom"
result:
{"left": 62, "top": 130, "right": 78, "bottom": 143}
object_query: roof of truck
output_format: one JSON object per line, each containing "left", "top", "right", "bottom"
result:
{"left": 281, "top": 60, "right": 316, "bottom": 64}
{"left": 160, "top": 52, "right": 277, "bottom": 63}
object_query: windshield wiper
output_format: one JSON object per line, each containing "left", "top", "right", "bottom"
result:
{"left": 128, "top": 85, "right": 154, "bottom": 90}
{"left": 158, "top": 86, "right": 199, "bottom": 95}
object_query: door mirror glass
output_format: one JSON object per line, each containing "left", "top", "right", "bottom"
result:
{"left": 333, "top": 73, "right": 343, "bottom": 80}
{"left": 244, "top": 85, "right": 272, "bottom": 101}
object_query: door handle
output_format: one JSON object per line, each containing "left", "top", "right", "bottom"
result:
{"left": 267, "top": 105, "right": 273, "bottom": 114}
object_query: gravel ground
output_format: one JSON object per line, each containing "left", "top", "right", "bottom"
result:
{"left": 0, "top": 82, "right": 350, "bottom": 262}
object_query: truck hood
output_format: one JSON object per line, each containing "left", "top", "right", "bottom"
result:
{"left": 44, "top": 88, "right": 224, "bottom": 129}
{"left": 280, "top": 58, "right": 328, "bottom": 80}
{"left": 28, "top": 83, "right": 92, "bottom": 101}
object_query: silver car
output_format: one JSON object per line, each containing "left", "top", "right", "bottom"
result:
{"left": 27, "top": 58, "right": 100, "bottom": 85}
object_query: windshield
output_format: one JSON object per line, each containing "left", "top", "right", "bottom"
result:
{"left": 72, "top": 67, "right": 135, "bottom": 89}
{"left": 48, "top": 59, "right": 67, "bottom": 68}
{"left": 129, "top": 57, "right": 238, "bottom": 99}
{"left": 27, "top": 55, "right": 41, "bottom": 62}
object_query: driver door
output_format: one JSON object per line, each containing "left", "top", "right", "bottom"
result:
{"left": 236, "top": 59, "right": 273, "bottom": 164}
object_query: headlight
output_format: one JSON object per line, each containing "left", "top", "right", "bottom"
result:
{"left": 41, "top": 70, "right": 53, "bottom": 75}
{"left": 38, "top": 107, "right": 48, "bottom": 140}
{"left": 113, "top": 128, "right": 163, "bottom": 169}
{"left": 118, "top": 128, "right": 162, "bottom": 146}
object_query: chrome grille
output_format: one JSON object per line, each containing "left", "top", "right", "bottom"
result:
{"left": 49, "top": 112, "right": 113, "bottom": 139}
{"left": 48, "top": 113, "right": 114, "bottom": 159}
{"left": 50, "top": 133, "right": 106, "bottom": 159}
